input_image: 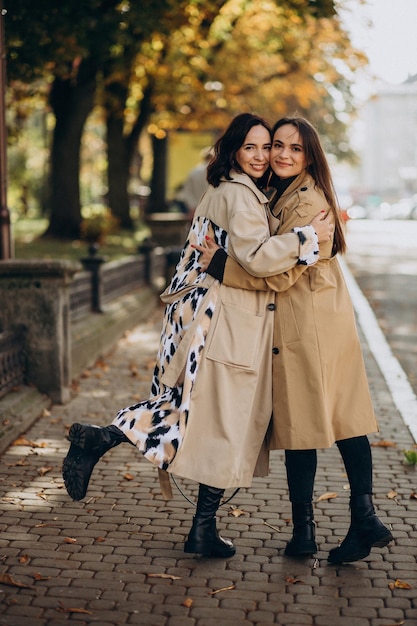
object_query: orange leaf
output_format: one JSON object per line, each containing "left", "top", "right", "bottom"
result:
{"left": 387, "top": 490, "right": 398, "bottom": 499}
{"left": 389, "top": 579, "right": 412, "bottom": 590}
{"left": 56, "top": 601, "right": 92, "bottom": 614}
{"left": 371, "top": 440, "right": 397, "bottom": 448}
{"left": 182, "top": 598, "right": 193, "bottom": 607}
{"left": 95, "top": 537, "right": 106, "bottom": 543}
{"left": 285, "top": 576, "right": 304, "bottom": 584}
{"left": 228, "top": 506, "right": 248, "bottom": 517}
{"left": 18, "top": 554, "right": 30, "bottom": 564}
{"left": 37, "top": 466, "right": 53, "bottom": 476}
{"left": 316, "top": 492, "right": 337, "bottom": 502}
{"left": 0, "top": 573, "right": 33, "bottom": 589}
{"left": 13, "top": 437, "right": 46, "bottom": 448}
{"left": 33, "top": 573, "right": 51, "bottom": 581}
{"left": 410, "top": 492, "right": 417, "bottom": 500}
{"left": 64, "top": 537, "right": 77, "bottom": 544}
{"left": 123, "top": 473, "right": 135, "bottom": 481}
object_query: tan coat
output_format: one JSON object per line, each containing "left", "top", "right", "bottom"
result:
{"left": 166, "top": 173, "right": 308, "bottom": 488}
{"left": 222, "top": 172, "right": 379, "bottom": 450}
{"left": 115, "top": 172, "right": 319, "bottom": 492}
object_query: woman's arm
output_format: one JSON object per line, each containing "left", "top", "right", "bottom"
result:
{"left": 193, "top": 209, "right": 333, "bottom": 293}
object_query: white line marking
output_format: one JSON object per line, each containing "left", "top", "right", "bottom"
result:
{"left": 339, "top": 256, "right": 417, "bottom": 443}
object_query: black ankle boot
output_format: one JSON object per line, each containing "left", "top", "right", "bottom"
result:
{"left": 184, "top": 484, "right": 236, "bottom": 558}
{"left": 284, "top": 502, "right": 318, "bottom": 557}
{"left": 62, "top": 423, "right": 130, "bottom": 501}
{"left": 328, "top": 494, "right": 394, "bottom": 564}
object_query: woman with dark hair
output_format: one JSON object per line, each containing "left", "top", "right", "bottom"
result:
{"left": 62, "top": 113, "right": 332, "bottom": 558}
{"left": 195, "top": 115, "right": 394, "bottom": 564}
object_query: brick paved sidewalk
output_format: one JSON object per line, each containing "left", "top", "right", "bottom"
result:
{"left": 0, "top": 305, "right": 416, "bottom": 626}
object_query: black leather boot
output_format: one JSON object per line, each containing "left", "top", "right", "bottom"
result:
{"left": 284, "top": 502, "right": 318, "bottom": 557}
{"left": 184, "top": 484, "right": 236, "bottom": 558}
{"left": 62, "top": 423, "right": 131, "bottom": 501}
{"left": 328, "top": 494, "right": 394, "bottom": 564}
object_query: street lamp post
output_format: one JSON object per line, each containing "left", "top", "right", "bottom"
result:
{"left": 0, "top": 0, "right": 12, "bottom": 260}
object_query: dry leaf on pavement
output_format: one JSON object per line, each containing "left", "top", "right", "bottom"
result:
{"left": 316, "top": 492, "right": 337, "bottom": 502}
{"left": 0, "top": 573, "right": 33, "bottom": 589}
{"left": 389, "top": 579, "right": 412, "bottom": 590}
{"left": 371, "top": 440, "right": 396, "bottom": 447}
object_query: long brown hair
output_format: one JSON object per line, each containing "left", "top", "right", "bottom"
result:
{"left": 271, "top": 116, "right": 346, "bottom": 255}
{"left": 207, "top": 113, "right": 271, "bottom": 188}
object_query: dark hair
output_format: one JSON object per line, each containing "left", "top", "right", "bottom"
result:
{"left": 271, "top": 115, "right": 346, "bottom": 255}
{"left": 207, "top": 113, "right": 271, "bottom": 188}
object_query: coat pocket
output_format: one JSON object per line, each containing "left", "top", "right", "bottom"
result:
{"left": 280, "top": 295, "right": 301, "bottom": 344}
{"left": 206, "top": 302, "right": 262, "bottom": 370}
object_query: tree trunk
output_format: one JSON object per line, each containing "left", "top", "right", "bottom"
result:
{"left": 45, "top": 58, "right": 97, "bottom": 239}
{"left": 147, "top": 134, "right": 168, "bottom": 214}
{"left": 106, "top": 112, "right": 133, "bottom": 230}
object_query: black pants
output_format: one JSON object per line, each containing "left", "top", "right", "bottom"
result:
{"left": 285, "top": 435, "right": 373, "bottom": 503}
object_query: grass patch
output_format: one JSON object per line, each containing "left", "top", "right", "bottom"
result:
{"left": 12, "top": 217, "right": 151, "bottom": 261}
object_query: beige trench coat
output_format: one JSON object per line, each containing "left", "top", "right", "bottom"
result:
{"left": 164, "top": 173, "right": 315, "bottom": 489}
{"left": 222, "top": 172, "right": 379, "bottom": 450}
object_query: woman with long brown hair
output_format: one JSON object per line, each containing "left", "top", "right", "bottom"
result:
{"left": 195, "top": 115, "right": 394, "bottom": 564}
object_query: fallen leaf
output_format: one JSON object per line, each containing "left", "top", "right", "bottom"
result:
{"left": 208, "top": 585, "right": 235, "bottom": 595}
{"left": 389, "top": 579, "right": 412, "bottom": 590}
{"left": 12, "top": 438, "right": 47, "bottom": 448}
{"left": 123, "top": 473, "right": 135, "bottom": 481}
{"left": 37, "top": 466, "right": 53, "bottom": 476}
{"left": 56, "top": 601, "right": 92, "bottom": 615}
{"left": 371, "top": 440, "right": 397, "bottom": 448}
{"left": 263, "top": 521, "right": 280, "bottom": 532}
{"left": 18, "top": 554, "right": 30, "bottom": 564}
{"left": 0, "top": 573, "right": 33, "bottom": 589}
{"left": 33, "top": 573, "right": 51, "bottom": 581}
{"left": 285, "top": 576, "right": 304, "bottom": 584}
{"left": 228, "top": 506, "right": 248, "bottom": 517}
{"left": 316, "top": 492, "right": 337, "bottom": 502}
{"left": 387, "top": 490, "right": 398, "bottom": 500}
{"left": 410, "top": 492, "right": 417, "bottom": 500}
{"left": 64, "top": 537, "right": 77, "bottom": 544}
{"left": 182, "top": 598, "right": 193, "bottom": 608}
{"left": 36, "top": 492, "right": 48, "bottom": 500}
{"left": 34, "top": 523, "right": 61, "bottom": 528}
{"left": 94, "top": 537, "right": 106, "bottom": 543}
{"left": 42, "top": 408, "right": 51, "bottom": 417}
{"left": 147, "top": 573, "right": 182, "bottom": 580}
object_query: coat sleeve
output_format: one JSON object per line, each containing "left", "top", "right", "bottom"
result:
{"left": 222, "top": 256, "right": 308, "bottom": 293}
{"left": 225, "top": 186, "right": 318, "bottom": 277}
{"left": 222, "top": 192, "right": 331, "bottom": 292}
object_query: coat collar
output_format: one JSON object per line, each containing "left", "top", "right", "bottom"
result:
{"left": 221, "top": 170, "right": 269, "bottom": 204}
{"left": 270, "top": 171, "right": 313, "bottom": 206}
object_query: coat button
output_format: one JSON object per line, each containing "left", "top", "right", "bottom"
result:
{"left": 267, "top": 303, "right": 276, "bottom": 311}
{"left": 272, "top": 347, "right": 279, "bottom": 354}
{"left": 300, "top": 186, "right": 308, "bottom": 191}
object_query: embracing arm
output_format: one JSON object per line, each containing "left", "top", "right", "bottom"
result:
{"left": 207, "top": 248, "right": 307, "bottom": 293}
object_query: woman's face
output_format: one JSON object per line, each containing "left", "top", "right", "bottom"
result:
{"left": 270, "top": 124, "right": 308, "bottom": 179}
{"left": 235, "top": 124, "right": 271, "bottom": 179}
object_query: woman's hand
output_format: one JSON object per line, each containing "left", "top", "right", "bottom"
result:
{"left": 191, "top": 237, "right": 221, "bottom": 271}
{"left": 310, "top": 211, "right": 334, "bottom": 243}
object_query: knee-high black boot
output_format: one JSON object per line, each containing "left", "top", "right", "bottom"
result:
{"left": 62, "top": 423, "right": 132, "bottom": 501}
{"left": 284, "top": 450, "right": 318, "bottom": 557}
{"left": 184, "top": 484, "right": 236, "bottom": 558}
{"left": 328, "top": 436, "right": 394, "bottom": 564}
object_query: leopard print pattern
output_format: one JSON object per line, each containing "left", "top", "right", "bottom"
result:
{"left": 113, "top": 216, "right": 227, "bottom": 470}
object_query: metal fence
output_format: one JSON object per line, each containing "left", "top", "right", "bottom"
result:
{"left": 0, "top": 328, "right": 26, "bottom": 400}
{"left": 0, "top": 245, "right": 178, "bottom": 398}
